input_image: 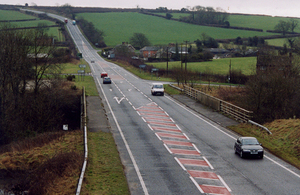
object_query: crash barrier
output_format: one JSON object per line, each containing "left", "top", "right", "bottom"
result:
{"left": 76, "top": 87, "right": 88, "bottom": 195}
{"left": 248, "top": 120, "right": 272, "bottom": 134}
{"left": 182, "top": 85, "right": 253, "bottom": 123}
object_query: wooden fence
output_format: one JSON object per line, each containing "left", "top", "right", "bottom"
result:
{"left": 183, "top": 85, "right": 253, "bottom": 123}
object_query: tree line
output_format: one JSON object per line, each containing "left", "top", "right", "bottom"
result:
{"left": 0, "top": 24, "right": 81, "bottom": 146}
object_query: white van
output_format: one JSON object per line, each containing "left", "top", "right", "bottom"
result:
{"left": 151, "top": 83, "right": 164, "bottom": 96}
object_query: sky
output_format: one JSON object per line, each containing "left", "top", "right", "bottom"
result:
{"left": 3, "top": 0, "right": 300, "bottom": 18}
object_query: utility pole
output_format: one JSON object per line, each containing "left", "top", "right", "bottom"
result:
{"left": 184, "top": 40, "right": 189, "bottom": 72}
{"left": 180, "top": 43, "right": 183, "bottom": 70}
{"left": 166, "top": 47, "right": 169, "bottom": 76}
{"left": 183, "top": 40, "right": 189, "bottom": 84}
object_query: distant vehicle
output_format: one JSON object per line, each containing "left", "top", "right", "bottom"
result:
{"left": 72, "top": 20, "right": 76, "bottom": 25}
{"left": 103, "top": 77, "right": 111, "bottom": 84}
{"left": 101, "top": 72, "right": 108, "bottom": 78}
{"left": 151, "top": 83, "right": 164, "bottom": 96}
{"left": 234, "top": 137, "right": 264, "bottom": 159}
{"left": 64, "top": 18, "right": 68, "bottom": 23}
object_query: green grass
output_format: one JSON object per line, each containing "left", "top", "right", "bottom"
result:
{"left": 81, "top": 131, "right": 130, "bottom": 195}
{"left": 77, "top": 12, "right": 275, "bottom": 47}
{"left": 0, "top": 9, "right": 36, "bottom": 20}
{"left": 60, "top": 59, "right": 98, "bottom": 96}
{"left": 228, "top": 14, "right": 300, "bottom": 33}
{"left": 0, "top": 10, "right": 62, "bottom": 40}
{"left": 228, "top": 120, "right": 300, "bottom": 169}
{"left": 147, "top": 57, "right": 257, "bottom": 75}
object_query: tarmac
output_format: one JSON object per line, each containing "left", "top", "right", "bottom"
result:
{"left": 86, "top": 94, "right": 239, "bottom": 133}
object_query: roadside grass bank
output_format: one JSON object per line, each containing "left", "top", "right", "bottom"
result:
{"left": 80, "top": 131, "right": 130, "bottom": 195}
{"left": 166, "top": 83, "right": 300, "bottom": 170}
{"left": 229, "top": 121, "right": 300, "bottom": 170}
{"left": 0, "top": 130, "right": 83, "bottom": 194}
{"left": 64, "top": 59, "right": 129, "bottom": 194}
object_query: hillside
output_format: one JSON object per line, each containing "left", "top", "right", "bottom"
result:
{"left": 76, "top": 12, "right": 276, "bottom": 47}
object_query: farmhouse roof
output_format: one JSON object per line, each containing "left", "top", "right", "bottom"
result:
{"left": 140, "top": 46, "right": 160, "bottom": 51}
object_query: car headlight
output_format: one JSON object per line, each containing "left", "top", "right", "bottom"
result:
{"left": 243, "top": 149, "right": 250, "bottom": 152}
{"left": 258, "top": 149, "right": 263, "bottom": 152}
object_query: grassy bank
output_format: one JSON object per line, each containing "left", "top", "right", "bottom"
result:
{"left": 63, "top": 59, "right": 129, "bottom": 194}
{"left": 229, "top": 120, "right": 300, "bottom": 169}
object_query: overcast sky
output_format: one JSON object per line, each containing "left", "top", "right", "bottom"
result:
{"left": 4, "top": 0, "right": 300, "bottom": 18}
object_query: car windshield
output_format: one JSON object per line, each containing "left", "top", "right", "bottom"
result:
{"left": 154, "top": 85, "right": 163, "bottom": 88}
{"left": 242, "top": 139, "right": 259, "bottom": 145}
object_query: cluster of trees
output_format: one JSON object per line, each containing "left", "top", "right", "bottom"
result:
{"left": 274, "top": 18, "right": 299, "bottom": 35}
{"left": 234, "top": 36, "right": 265, "bottom": 47}
{"left": 0, "top": 24, "right": 80, "bottom": 146}
{"left": 129, "top": 33, "right": 151, "bottom": 50}
{"left": 77, "top": 17, "right": 106, "bottom": 48}
{"left": 179, "top": 6, "right": 229, "bottom": 26}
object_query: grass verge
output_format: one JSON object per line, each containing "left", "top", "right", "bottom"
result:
{"left": 80, "top": 132, "right": 130, "bottom": 195}
{"left": 166, "top": 84, "right": 300, "bottom": 169}
{"left": 0, "top": 130, "right": 83, "bottom": 194}
{"left": 228, "top": 121, "right": 300, "bottom": 169}
{"left": 62, "top": 59, "right": 129, "bottom": 194}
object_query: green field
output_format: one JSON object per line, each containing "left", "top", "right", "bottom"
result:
{"left": 148, "top": 57, "right": 257, "bottom": 75}
{"left": 77, "top": 12, "right": 275, "bottom": 47}
{"left": 156, "top": 12, "right": 300, "bottom": 33}
{"left": 0, "top": 9, "right": 36, "bottom": 20}
{"left": 228, "top": 14, "right": 300, "bottom": 33}
{"left": 0, "top": 10, "right": 61, "bottom": 40}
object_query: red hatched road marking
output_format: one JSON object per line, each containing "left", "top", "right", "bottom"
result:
{"left": 163, "top": 140, "right": 193, "bottom": 147}
{"left": 148, "top": 121, "right": 176, "bottom": 127}
{"left": 143, "top": 117, "right": 172, "bottom": 122}
{"left": 188, "top": 170, "right": 218, "bottom": 180}
{"left": 138, "top": 109, "right": 165, "bottom": 113}
{"left": 138, "top": 113, "right": 169, "bottom": 117}
{"left": 156, "top": 132, "right": 187, "bottom": 139}
{"left": 169, "top": 148, "right": 200, "bottom": 155}
{"left": 152, "top": 126, "right": 182, "bottom": 133}
{"left": 178, "top": 158, "right": 209, "bottom": 167}
{"left": 200, "top": 185, "right": 231, "bottom": 195}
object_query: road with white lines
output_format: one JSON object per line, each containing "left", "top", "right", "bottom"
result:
{"left": 26, "top": 10, "right": 300, "bottom": 195}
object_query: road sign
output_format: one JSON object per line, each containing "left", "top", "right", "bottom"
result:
{"left": 79, "top": 64, "right": 86, "bottom": 69}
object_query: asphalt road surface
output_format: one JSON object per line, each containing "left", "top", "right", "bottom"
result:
{"left": 24, "top": 10, "right": 300, "bottom": 195}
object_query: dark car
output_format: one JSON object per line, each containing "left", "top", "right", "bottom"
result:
{"left": 234, "top": 137, "right": 264, "bottom": 159}
{"left": 101, "top": 72, "right": 108, "bottom": 78}
{"left": 103, "top": 77, "right": 111, "bottom": 84}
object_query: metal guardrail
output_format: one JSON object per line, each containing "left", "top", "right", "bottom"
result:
{"left": 182, "top": 85, "right": 253, "bottom": 123}
{"left": 248, "top": 120, "right": 272, "bottom": 134}
{"left": 76, "top": 87, "right": 88, "bottom": 195}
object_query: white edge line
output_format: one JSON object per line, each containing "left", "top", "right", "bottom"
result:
{"left": 183, "top": 133, "right": 190, "bottom": 140}
{"left": 164, "top": 143, "right": 173, "bottom": 154}
{"left": 155, "top": 133, "right": 162, "bottom": 140}
{"left": 148, "top": 124, "right": 153, "bottom": 131}
{"left": 165, "top": 96, "right": 300, "bottom": 178}
{"left": 190, "top": 176, "right": 204, "bottom": 193}
{"left": 265, "top": 155, "right": 300, "bottom": 179}
{"left": 136, "top": 111, "right": 141, "bottom": 116}
{"left": 203, "top": 156, "right": 214, "bottom": 170}
{"left": 141, "top": 117, "right": 146, "bottom": 123}
{"left": 192, "top": 144, "right": 201, "bottom": 154}
{"left": 176, "top": 124, "right": 182, "bottom": 131}
{"left": 96, "top": 77, "right": 149, "bottom": 195}
{"left": 174, "top": 157, "right": 186, "bottom": 171}
{"left": 218, "top": 175, "right": 232, "bottom": 192}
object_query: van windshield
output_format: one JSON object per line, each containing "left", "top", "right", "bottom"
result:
{"left": 154, "top": 85, "right": 163, "bottom": 88}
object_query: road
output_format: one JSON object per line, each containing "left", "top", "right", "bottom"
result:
{"left": 25, "top": 10, "right": 300, "bottom": 195}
